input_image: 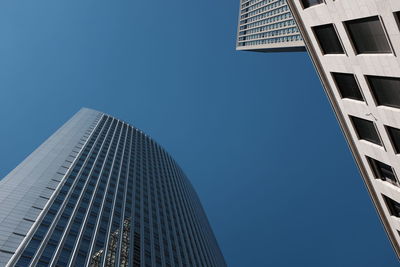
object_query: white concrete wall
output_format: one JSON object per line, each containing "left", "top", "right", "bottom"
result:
{"left": 289, "top": 0, "right": 400, "bottom": 257}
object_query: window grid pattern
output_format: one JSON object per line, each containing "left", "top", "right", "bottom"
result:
{"left": 13, "top": 113, "right": 226, "bottom": 267}
{"left": 237, "top": 0, "right": 302, "bottom": 48}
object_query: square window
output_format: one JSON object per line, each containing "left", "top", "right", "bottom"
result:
{"left": 312, "top": 24, "right": 344, "bottom": 54}
{"left": 366, "top": 75, "right": 400, "bottom": 109}
{"left": 301, "top": 0, "right": 324, "bottom": 8}
{"left": 350, "top": 116, "right": 382, "bottom": 145}
{"left": 367, "top": 156, "right": 397, "bottom": 185}
{"left": 345, "top": 16, "right": 391, "bottom": 54}
{"left": 386, "top": 126, "right": 400, "bottom": 154}
{"left": 331, "top": 72, "right": 364, "bottom": 101}
{"left": 383, "top": 195, "right": 400, "bottom": 217}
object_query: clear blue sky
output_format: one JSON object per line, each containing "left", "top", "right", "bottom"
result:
{"left": 0, "top": 0, "right": 398, "bottom": 266}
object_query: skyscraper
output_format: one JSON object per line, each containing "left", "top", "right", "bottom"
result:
{"left": 286, "top": 0, "right": 400, "bottom": 258}
{"left": 0, "top": 108, "right": 226, "bottom": 267}
{"left": 236, "top": 0, "right": 305, "bottom": 52}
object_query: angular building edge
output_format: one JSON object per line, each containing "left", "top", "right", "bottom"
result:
{"left": 285, "top": 0, "right": 400, "bottom": 259}
{"left": 0, "top": 108, "right": 104, "bottom": 266}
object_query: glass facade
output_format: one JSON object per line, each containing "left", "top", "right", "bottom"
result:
{"left": 6, "top": 109, "right": 226, "bottom": 267}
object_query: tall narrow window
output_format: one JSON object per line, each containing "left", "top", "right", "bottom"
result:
{"left": 386, "top": 126, "right": 400, "bottom": 154}
{"left": 395, "top": 12, "right": 400, "bottom": 31}
{"left": 331, "top": 72, "right": 363, "bottom": 101}
{"left": 383, "top": 195, "right": 400, "bottom": 217}
{"left": 312, "top": 24, "right": 344, "bottom": 54}
{"left": 301, "top": 0, "right": 323, "bottom": 9}
{"left": 367, "top": 157, "right": 397, "bottom": 185}
{"left": 350, "top": 116, "right": 382, "bottom": 145}
{"left": 366, "top": 75, "right": 400, "bottom": 109}
{"left": 345, "top": 16, "right": 392, "bottom": 54}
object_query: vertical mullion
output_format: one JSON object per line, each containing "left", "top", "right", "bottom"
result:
{"left": 48, "top": 116, "right": 115, "bottom": 266}
{"left": 112, "top": 125, "right": 132, "bottom": 266}
{"left": 27, "top": 116, "right": 110, "bottom": 267}
{"left": 163, "top": 154, "right": 196, "bottom": 266}
{"left": 100, "top": 123, "right": 129, "bottom": 267}
{"left": 118, "top": 126, "right": 133, "bottom": 267}
{"left": 129, "top": 129, "right": 141, "bottom": 267}
{"left": 165, "top": 157, "right": 204, "bottom": 266}
{"left": 153, "top": 144, "right": 174, "bottom": 267}
{"left": 84, "top": 120, "right": 124, "bottom": 264}
{"left": 158, "top": 146, "right": 187, "bottom": 266}
{"left": 177, "top": 171, "right": 214, "bottom": 267}
{"left": 66, "top": 118, "right": 119, "bottom": 266}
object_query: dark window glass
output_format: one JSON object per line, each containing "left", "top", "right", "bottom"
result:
{"left": 313, "top": 24, "right": 344, "bottom": 54}
{"left": 387, "top": 126, "right": 400, "bottom": 153}
{"left": 367, "top": 75, "right": 400, "bottom": 109}
{"left": 395, "top": 12, "right": 400, "bottom": 31}
{"left": 301, "top": 0, "right": 323, "bottom": 8}
{"left": 383, "top": 195, "right": 400, "bottom": 217}
{"left": 332, "top": 72, "right": 363, "bottom": 100}
{"left": 15, "top": 256, "right": 31, "bottom": 267}
{"left": 350, "top": 116, "right": 382, "bottom": 145}
{"left": 345, "top": 16, "right": 391, "bottom": 54}
{"left": 367, "top": 157, "right": 397, "bottom": 184}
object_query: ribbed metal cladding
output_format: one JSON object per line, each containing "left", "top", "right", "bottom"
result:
{"left": 4, "top": 108, "right": 226, "bottom": 267}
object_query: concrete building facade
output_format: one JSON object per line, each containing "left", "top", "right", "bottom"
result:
{"left": 287, "top": 0, "right": 400, "bottom": 258}
{"left": 236, "top": 0, "right": 305, "bottom": 52}
{"left": 0, "top": 108, "right": 226, "bottom": 267}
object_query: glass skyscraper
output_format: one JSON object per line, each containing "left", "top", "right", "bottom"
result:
{"left": 0, "top": 108, "right": 226, "bottom": 267}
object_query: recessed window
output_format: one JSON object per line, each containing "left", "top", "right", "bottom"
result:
{"left": 331, "top": 72, "right": 363, "bottom": 101}
{"left": 383, "top": 195, "right": 400, "bottom": 217}
{"left": 301, "top": 0, "right": 324, "bottom": 9}
{"left": 312, "top": 24, "right": 345, "bottom": 54}
{"left": 367, "top": 157, "right": 397, "bottom": 185}
{"left": 386, "top": 126, "right": 400, "bottom": 154}
{"left": 350, "top": 116, "right": 382, "bottom": 145}
{"left": 394, "top": 12, "right": 400, "bottom": 31}
{"left": 366, "top": 75, "right": 400, "bottom": 109}
{"left": 345, "top": 16, "right": 392, "bottom": 54}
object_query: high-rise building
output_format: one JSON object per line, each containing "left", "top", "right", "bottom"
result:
{"left": 236, "top": 0, "right": 305, "bottom": 52}
{"left": 286, "top": 0, "right": 400, "bottom": 258}
{"left": 0, "top": 108, "right": 226, "bottom": 267}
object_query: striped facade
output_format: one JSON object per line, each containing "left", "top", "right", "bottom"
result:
{"left": 236, "top": 0, "right": 305, "bottom": 52}
{"left": 0, "top": 108, "right": 226, "bottom": 267}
